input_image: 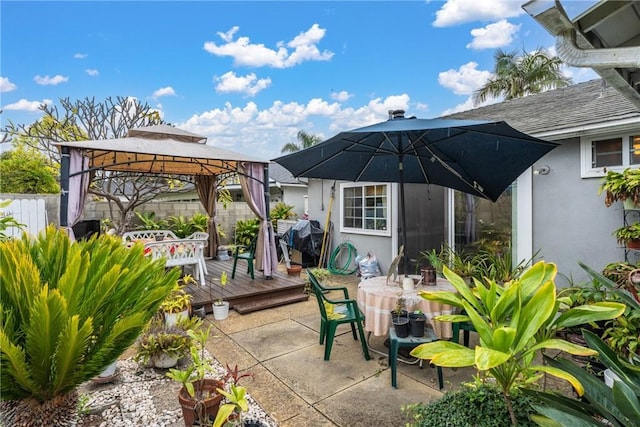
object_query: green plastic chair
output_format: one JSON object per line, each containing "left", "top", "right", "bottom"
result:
{"left": 307, "top": 270, "right": 371, "bottom": 361}
{"left": 452, "top": 311, "right": 476, "bottom": 347}
{"left": 231, "top": 236, "right": 257, "bottom": 279}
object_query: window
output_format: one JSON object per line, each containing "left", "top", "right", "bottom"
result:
{"left": 581, "top": 133, "right": 640, "bottom": 177}
{"left": 340, "top": 183, "right": 391, "bottom": 236}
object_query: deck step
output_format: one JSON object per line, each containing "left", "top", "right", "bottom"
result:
{"left": 234, "top": 293, "right": 309, "bottom": 314}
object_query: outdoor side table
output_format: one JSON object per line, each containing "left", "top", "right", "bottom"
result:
{"left": 389, "top": 326, "right": 443, "bottom": 390}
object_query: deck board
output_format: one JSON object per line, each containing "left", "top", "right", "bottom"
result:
{"left": 183, "top": 258, "right": 308, "bottom": 313}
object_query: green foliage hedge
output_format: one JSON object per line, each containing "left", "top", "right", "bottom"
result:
{"left": 403, "top": 384, "right": 538, "bottom": 427}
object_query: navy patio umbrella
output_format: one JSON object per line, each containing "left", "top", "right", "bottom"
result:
{"left": 273, "top": 110, "right": 558, "bottom": 274}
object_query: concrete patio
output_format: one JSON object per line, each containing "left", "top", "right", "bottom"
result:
{"left": 204, "top": 271, "right": 476, "bottom": 427}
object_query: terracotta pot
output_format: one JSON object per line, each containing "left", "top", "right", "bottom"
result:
{"left": 177, "top": 378, "right": 225, "bottom": 427}
{"left": 287, "top": 265, "right": 302, "bottom": 277}
{"left": 627, "top": 239, "right": 640, "bottom": 249}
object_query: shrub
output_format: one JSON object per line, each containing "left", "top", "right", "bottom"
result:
{"left": 0, "top": 226, "right": 180, "bottom": 426}
{"left": 402, "top": 384, "right": 538, "bottom": 427}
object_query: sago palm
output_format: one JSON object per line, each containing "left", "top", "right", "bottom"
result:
{"left": 0, "top": 226, "right": 180, "bottom": 426}
{"left": 474, "top": 48, "right": 572, "bottom": 105}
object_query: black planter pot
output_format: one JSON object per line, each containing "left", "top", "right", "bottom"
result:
{"left": 390, "top": 309, "right": 408, "bottom": 319}
{"left": 392, "top": 317, "right": 410, "bottom": 338}
{"left": 408, "top": 312, "right": 427, "bottom": 337}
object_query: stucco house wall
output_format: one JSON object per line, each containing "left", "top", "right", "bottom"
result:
{"left": 531, "top": 137, "right": 623, "bottom": 285}
{"left": 302, "top": 79, "right": 640, "bottom": 282}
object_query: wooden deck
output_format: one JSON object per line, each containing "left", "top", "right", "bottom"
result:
{"left": 184, "top": 258, "right": 308, "bottom": 314}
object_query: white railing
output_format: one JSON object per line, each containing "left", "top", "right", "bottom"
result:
{"left": 122, "top": 230, "right": 178, "bottom": 243}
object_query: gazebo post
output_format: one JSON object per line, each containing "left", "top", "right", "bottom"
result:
{"left": 263, "top": 163, "right": 273, "bottom": 279}
{"left": 59, "top": 146, "right": 70, "bottom": 228}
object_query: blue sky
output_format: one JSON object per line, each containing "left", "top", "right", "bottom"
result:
{"left": 1, "top": 1, "right": 599, "bottom": 161}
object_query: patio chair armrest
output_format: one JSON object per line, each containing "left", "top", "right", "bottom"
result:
{"left": 320, "top": 285, "right": 350, "bottom": 299}
{"left": 323, "top": 297, "right": 357, "bottom": 306}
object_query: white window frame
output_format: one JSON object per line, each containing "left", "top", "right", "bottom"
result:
{"left": 339, "top": 182, "right": 392, "bottom": 237}
{"left": 580, "top": 131, "right": 640, "bottom": 178}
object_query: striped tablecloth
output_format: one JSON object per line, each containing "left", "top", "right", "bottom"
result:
{"left": 357, "top": 275, "right": 456, "bottom": 339}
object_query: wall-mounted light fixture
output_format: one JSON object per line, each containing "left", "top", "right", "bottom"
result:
{"left": 533, "top": 165, "right": 551, "bottom": 175}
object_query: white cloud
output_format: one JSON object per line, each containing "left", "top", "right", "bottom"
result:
{"left": 2, "top": 98, "right": 53, "bottom": 112}
{"left": 434, "top": 0, "right": 524, "bottom": 27}
{"left": 0, "top": 77, "right": 17, "bottom": 92}
{"left": 466, "top": 20, "right": 520, "bottom": 50}
{"left": 214, "top": 71, "right": 271, "bottom": 97}
{"left": 86, "top": 69, "right": 99, "bottom": 76}
{"left": 203, "top": 24, "right": 333, "bottom": 68}
{"left": 34, "top": 75, "right": 68, "bottom": 85}
{"left": 74, "top": 53, "right": 87, "bottom": 59}
{"left": 152, "top": 86, "right": 176, "bottom": 100}
{"left": 178, "top": 94, "right": 410, "bottom": 160}
{"left": 562, "top": 66, "right": 599, "bottom": 83}
{"left": 330, "top": 90, "right": 352, "bottom": 102}
{"left": 438, "top": 62, "right": 492, "bottom": 95}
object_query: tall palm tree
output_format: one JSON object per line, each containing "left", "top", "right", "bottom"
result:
{"left": 280, "top": 130, "right": 322, "bottom": 153}
{"left": 473, "top": 48, "right": 572, "bottom": 105}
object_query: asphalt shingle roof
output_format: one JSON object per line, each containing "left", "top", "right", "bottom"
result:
{"left": 442, "top": 79, "right": 640, "bottom": 135}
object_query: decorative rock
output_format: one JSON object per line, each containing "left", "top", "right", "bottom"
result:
{"left": 78, "top": 351, "right": 278, "bottom": 427}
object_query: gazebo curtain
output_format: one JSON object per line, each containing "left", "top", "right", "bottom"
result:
{"left": 239, "top": 162, "right": 277, "bottom": 277}
{"left": 67, "top": 149, "right": 90, "bottom": 240}
{"left": 195, "top": 174, "right": 220, "bottom": 257}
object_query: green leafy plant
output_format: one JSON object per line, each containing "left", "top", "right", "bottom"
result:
{"left": 599, "top": 167, "right": 640, "bottom": 207}
{"left": 166, "top": 326, "right": 214, "bottom": 399}
{"left": 580, "top": 261, "right": 640, "bottom": 363}
{"left": 525, "top": 330, "right": 640, "bottom": 427}
{"left": 0, "top": 226, "right": 179, "bottom": 425}
{"left": 160, "top": 276, "right": 195, "bottom": 313}
{"left": 410, "top": 261, "right": 626, "bottom": 426}
{"left": 415, "top": 248, "right": 444, "bottom": 275}
{"left": 135, "top": 211, "right": 168, "bottom": 230}
{"left": 473, "top": 247, "right": 538, "bottom": 283}
{"left": 167, "top": 214, "right": 207, "bottom": 238}
{"left": 613, "top": 222, "right": 640, "bottom": 245}
{"left": 304, "top": 268, "right": 331, "bottom": 294}
{"left": 134, "top": 317, "right": 198, "bottom": 365}
{"left": 402, "top": 383, "right": 538, "bottom": 427}
{"left": 602, "top": 261, "right": 639, "bottom": 287}
{"left": 213, "top": 384, "right": 249, "bottom": 427}
{"left": 234, "top": 218, "right": 260, "bottom": 247}
{"left": 270, "top": 202, "right": 296, "bottom": 229}
{"left": 214, "top": 271, "right": 228, "bottom": 306}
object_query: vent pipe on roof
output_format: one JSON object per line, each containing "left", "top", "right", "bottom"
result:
{"left": 557, "top": 29, "right": 640, "bottom": 69}
{"left": 388, "top": 109, "right": 405, "bottom": 120}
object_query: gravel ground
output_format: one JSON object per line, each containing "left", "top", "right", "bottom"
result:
{"left": 78, "top": 351, "right": 277, "bottom": 427}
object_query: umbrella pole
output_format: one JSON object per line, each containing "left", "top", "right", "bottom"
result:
{"left": 399, "top": 156, "right": 409, "bottom": 276}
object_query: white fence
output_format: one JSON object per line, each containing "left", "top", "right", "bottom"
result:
{"left": 1, "top": 198, "right": 48, "bottom": 238}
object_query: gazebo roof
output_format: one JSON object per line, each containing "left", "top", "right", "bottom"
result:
{"left": 55, "top": 124, "right": 267, "bottom": 176}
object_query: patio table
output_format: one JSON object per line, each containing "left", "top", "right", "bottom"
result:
{"left": 357, "top": 275, "right": 456, "bottom": 339}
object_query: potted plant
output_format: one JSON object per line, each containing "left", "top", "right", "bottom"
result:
{"left": 212, "top": 271, "right": 230, "bottom": 320}
{"left": 391, "top": 297, "right": 409, "bottom": 338}
{"left": 161, "top": 275, "right": 195, "bottom": 327}
{"left": 613, "top": 222, "right": 640, "bottom": 248}
{"left": 166, "top": 326, "right": 225, "bottom": 427}
{"left": 599, "top": 167, "right": 640, "bottom": 208}
{"left": 213, "top": 364, "right": 255, "bottom": 427}
{"left": 135, "top": 317, "right": 198, "bottom": 369}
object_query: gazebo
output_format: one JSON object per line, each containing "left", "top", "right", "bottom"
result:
{"left": 56, "top": 124, "right": 278, "bottom": 278}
